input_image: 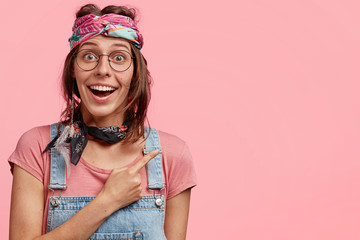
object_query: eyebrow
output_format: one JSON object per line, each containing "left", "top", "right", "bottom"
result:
{"left": 80, "top": 42, "right": 130, "bottom": 51}
{"left": 112, "top": 43, "right": 130, "bottom": 50}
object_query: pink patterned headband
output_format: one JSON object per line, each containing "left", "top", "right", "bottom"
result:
{"left": 68, "top": 13, "right": 144, "bottom": 50}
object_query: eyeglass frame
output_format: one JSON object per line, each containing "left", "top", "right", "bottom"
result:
{"left": 74, "top": 49, "right": 136, "bottom": 72}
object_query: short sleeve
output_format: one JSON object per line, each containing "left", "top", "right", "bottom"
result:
{"left": 8, "top": 127, "right": 48, "bottom": 183}
{"left": 160, "top": 131, "right": 197, "bottom": 199}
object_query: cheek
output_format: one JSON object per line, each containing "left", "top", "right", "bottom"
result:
{"left": 74, "top": 69, "right": 89, "bottom": 87}
{"left": 120, "top": 68, "right": 134, "bottom": 88}
{"left": 75, "top": 77, "right": 85, "bottom": 91}
{"left": 74, "top": 75, "right": 89, "bottom": 99}
{"left": 74, "top": 79, "right": 83, "bottom": 99}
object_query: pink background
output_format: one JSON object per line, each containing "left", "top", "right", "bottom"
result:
{"left": 1, "top": 0, "right": 360, "bottom": 239}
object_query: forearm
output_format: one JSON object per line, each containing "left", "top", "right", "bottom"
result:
{"left": 33, "top": 193, "right": 116, "bottom": 240}
{"left": 10, "top": 165, "right": 118, "bottom": 240}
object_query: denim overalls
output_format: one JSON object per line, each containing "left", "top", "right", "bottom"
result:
{"left": 46, "top": 123, "right": 167, "bottom": 239}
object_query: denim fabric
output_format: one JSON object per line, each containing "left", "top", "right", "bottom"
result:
{"left": 49, "top": 124, "right": 67, "bottom": 190}
{"left": 144, "top": 127, "right": 165, "bottom": 190}
{"left": 47, "top": 124, "right": 166, "bottom": 239}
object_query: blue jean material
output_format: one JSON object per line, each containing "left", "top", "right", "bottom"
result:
{"left": 46, "top": 124, "right": 166, "bottom": 239}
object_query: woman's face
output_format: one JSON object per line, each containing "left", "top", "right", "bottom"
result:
{"left": 73, "top": 35, "right": 134, "bottom": 122}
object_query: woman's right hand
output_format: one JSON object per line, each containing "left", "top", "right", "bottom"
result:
{"left": 97, "top": 149, "right": 160, "bottom": 211}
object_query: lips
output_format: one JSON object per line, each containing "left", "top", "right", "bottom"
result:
{"left": 88, "top": 84, "right": 118, "bottom": 103}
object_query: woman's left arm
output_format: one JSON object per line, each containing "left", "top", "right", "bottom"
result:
{"left": 164, "top": 188, "right": 192, "bottom": 240}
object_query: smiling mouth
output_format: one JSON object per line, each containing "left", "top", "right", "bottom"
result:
{"left": 89, "top": 85, "right": 116, "bottom": 98}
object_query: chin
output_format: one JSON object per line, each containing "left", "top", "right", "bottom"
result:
{"left": 82, "top": 104, "right": 126, "bottom": 120}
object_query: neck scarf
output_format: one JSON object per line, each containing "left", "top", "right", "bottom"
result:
{"left": 43, "top": 121, "right": 130, "bottom": 168}
{"left": 68, "top": 13, "right": 144, "bottom": 50}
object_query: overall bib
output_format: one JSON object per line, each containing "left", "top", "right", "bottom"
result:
{"left": 46, "top": 124, "right": 167, "bottom": 239}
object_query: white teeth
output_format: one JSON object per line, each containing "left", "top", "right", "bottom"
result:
{"left": 90, "top": 85, "right": 116, "bottom": 91}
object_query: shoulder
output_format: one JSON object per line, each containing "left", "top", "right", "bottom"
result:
{"left": 12, "top": 124, "right": 53, "bottom": 158}
{"left": 154, "top": 129, "right": 193, "bottom": 166}
{"left": 156, "top": 129, "right": 188, "bottom": 156}
{"left": 9, "top": 124, "right": 53, "bottom": 183}
{"left": 12, "top": 124, "right": 57, "bottom": 161}
{"left": 17, "top": 125, "right": 51, "bottom": 148}
{"left": 153, "top": 129, "right": 197, "bottom": 199}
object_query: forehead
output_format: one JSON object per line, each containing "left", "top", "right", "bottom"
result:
{"left": 79, "top": 35, "right": 131, "bottom": 51}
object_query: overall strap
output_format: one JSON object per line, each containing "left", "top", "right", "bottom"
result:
{"left": 48, "top": 123, "right": 67, "bottom": 190}
{"left": 143, "top": 127, "right": 165, "bottom": 190}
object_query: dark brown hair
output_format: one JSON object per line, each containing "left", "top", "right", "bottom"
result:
{"left": 61, "top": 4, "right": 151, "bottom": 143}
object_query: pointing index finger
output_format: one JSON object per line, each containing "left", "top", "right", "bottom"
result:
{"left": 131, "top": 149, "right": 160, "bottom": 172}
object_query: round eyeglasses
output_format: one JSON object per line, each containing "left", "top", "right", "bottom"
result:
{"left": 75, "top": 49, "right": 135, "bottom": 72}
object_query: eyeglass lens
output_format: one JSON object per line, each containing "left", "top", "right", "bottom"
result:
{"left": 76, "top": 49, "right": 133, "bottom": 72}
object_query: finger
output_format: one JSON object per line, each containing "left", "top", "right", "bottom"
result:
{"left": 131, "top": 149, "right": 159, "bottom": 172}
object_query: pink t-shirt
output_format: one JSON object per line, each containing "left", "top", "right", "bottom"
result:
{"left": 8, "top": 125, "right": 197, "bottom": 233}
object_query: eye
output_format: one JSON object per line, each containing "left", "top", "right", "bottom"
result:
{"left": 110, "top": 51, "right": 131, "bottom": 64}
{"left": 78, "top": 50, "right": 98, "bottom": 62}
{"left": 84, "top": 53, "right": 97, "bottom": 61}
{"left": 112, "top": 54, "right": 125, "bottom": 62}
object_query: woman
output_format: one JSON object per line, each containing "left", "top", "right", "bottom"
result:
{"left": 9, "top": 4, "right": 197, "bottom": 240}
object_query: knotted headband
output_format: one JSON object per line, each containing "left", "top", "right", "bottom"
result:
{"left": 68, "top": 13, "right": 144, "bottom": 50}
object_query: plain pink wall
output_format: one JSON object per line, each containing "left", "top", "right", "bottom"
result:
{"left": 1, "top": 0, "right": 360, "bottom": 239}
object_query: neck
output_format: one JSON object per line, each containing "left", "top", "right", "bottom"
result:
{"left": 80, "top": 106, "right": 126, "bottom": 128}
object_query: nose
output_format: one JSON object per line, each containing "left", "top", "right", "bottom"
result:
{"left": 95, "top": 55, "right": 112, "bottom": 76}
